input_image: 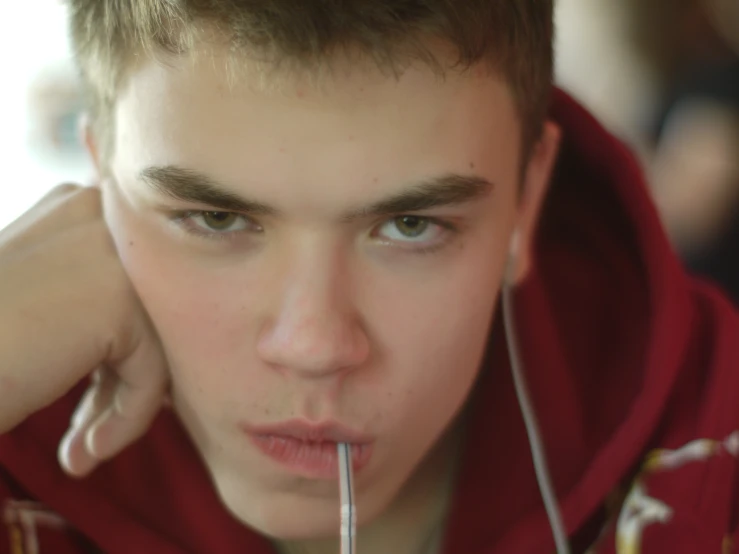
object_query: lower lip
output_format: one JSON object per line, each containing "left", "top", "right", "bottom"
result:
{"left": 248, "top": 434, "right": 373, "bottom": 479}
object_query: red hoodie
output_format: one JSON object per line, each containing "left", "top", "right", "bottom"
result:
{"left": 1, "top": 90, "right": 738, "bottom": 554}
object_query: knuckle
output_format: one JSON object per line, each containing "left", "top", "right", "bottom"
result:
{"left": 39, "top": 185, "right": 102, "bottom": 226}
{"left": 67, "top": 186, "right": 102, "bottom": 215}
{"left": 48, "top": 182, "right": 82, "bottom": 197}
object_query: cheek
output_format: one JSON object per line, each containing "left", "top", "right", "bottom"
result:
{"left": 104, "top": 198, "right": 266, "bottom": 403}
{"left": 360, "top": 243, "right": 505, "bottom": 430}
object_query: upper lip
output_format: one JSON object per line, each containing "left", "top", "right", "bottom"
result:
{"left": 242, "top": 419, "right": 373, "bottom": 444}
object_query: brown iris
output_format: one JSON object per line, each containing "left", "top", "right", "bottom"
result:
{"left": 394, "top": 216, "right": 429, "bottom": 238}
{"left": 202, "top": 211, "right": 239, "bottom": 230}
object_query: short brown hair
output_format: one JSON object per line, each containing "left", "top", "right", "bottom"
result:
{"left": 68, "top": 0, "right": 554, "bottom": 163}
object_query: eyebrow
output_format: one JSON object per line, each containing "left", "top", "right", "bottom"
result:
{"left": 342, "top": 173, "right": 493, "bottom": 221}
{"left": 140, "top": 166, "right": 276, "bottom": 214}
{"left": 139, "top": 165, "right": 494, "bottom": 219}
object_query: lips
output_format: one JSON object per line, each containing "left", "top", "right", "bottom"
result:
{"left": 244, "top": 420, "right": 373, "bottom": 444}
{"left": 242, "top": 420, "right": 375, "bottom": 479}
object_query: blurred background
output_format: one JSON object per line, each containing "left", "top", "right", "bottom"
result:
{"left": 1, "top": 0, "right": 737, "bottom": 304}
{"left": 557, "top": 0, "right": 739, "bottom": 305}
{"left": 0, "top": 1, "right": 90, "bottom": 229}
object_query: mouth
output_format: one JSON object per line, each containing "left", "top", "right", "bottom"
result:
{"left": 242, "top": 420, "right": 374, "bottom": 480}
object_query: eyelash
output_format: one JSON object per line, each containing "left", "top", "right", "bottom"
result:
{"left": 168, "top": 211, "right": 261, "bottom": 242}
{"left": 167, "top": 211, "right": 458, "bottom": 254}
{"left": 371, "top": 217, "right": 457, "bottom": 255}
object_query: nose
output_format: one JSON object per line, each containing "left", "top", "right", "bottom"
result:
{"left": 256, "top": 255, "right": 370, "bottom": 379}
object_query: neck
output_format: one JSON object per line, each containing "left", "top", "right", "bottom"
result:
{"left": 274, "top": 423, "right": 463, "bottom": 554}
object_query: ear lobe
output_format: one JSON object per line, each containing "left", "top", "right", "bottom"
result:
{"left": 505, "top": 228, "right": 530, "bottom": 286}
{"left": 505, "top": 227, "right": 527, "bottom": 286}
{"left": 507, "top": 120, "right": 562, "bottom": 286}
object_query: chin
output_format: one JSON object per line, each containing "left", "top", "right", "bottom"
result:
{"left": 212, "top": 467, "right": 401, "bottom": 542}
{"left": 213, "top": 474, "right": 343, "bottom": 540}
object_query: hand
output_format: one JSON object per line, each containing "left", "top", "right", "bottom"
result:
{"left": 0, "top": 184, "right": 168, "bottom": 477}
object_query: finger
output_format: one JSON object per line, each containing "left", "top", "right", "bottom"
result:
{"left": 58, "top": 424, "right": 97, "bottom": 478}
{"left": 57, "top": 369, "right": 116, "bottom": 477}
{"left": 58, "top": 384, "right": 97, "bottom": 476}
{"left": 70, "top": 378, "right": 98, "bottom": 429}
{"left": 27, "top": 183, "right": 83, "bottom": 210}
{"left": 86, "top": 322, "right": 169, "bottom": 460}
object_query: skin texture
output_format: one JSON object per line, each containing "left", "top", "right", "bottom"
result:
{"left": 89, "top": 45, "right": 560, "bottom": 553}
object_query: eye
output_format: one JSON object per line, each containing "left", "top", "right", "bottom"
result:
{"left": 170, "top": 210, "right": 261, "bottom": 239}
{"left": 376, "top": 216, "right": 447, "bottom": 243}
{"left": 195, "top": 211, "right": 247, "bottom": 232}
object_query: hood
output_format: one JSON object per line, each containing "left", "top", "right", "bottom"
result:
{"left": 0, "top": 90, "right": 729, "bottom": 554}
{"left": 441, "top": 88, "right": 705, "bottom": 553}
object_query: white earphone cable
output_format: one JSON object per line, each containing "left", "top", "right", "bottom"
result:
{"left": 502, "top": 233, "right": 571, "bottom": 554}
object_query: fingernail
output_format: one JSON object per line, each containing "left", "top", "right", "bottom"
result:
{"left": 71, "top": 388, "right": 96, "bottom": 429}
{"left": 85, "top": 410, "right": 111, "bottom": 459}
{"left": 91, "top": 367, "right": 104, "bottom": 385}
{"left": 58, "top": 428, "right": 97, "bottom": 478}
{"left": 58, "top": 430, "right": 75, "bottom": 472}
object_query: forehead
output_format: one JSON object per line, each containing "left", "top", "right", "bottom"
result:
{"left": 111, "top": 46, "right": 522, "bottom": 209}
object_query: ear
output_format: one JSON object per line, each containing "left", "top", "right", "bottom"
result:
{"left": 507, "top": 120, "right": 562, "bottom": 285}
{"left": 79, "top": 113, "right": 102, "bottom": 183}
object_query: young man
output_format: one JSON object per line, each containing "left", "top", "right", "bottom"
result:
{"left": 0, "top": 1, "right": 737, "bottom": 553}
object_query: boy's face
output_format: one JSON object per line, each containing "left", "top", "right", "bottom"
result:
{"left": 98, "top": 45, "right": 554, "bottom": 539}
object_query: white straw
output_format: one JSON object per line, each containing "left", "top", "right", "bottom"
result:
{"left": 337, "top": 442, "right": 356, "bottom": 554}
